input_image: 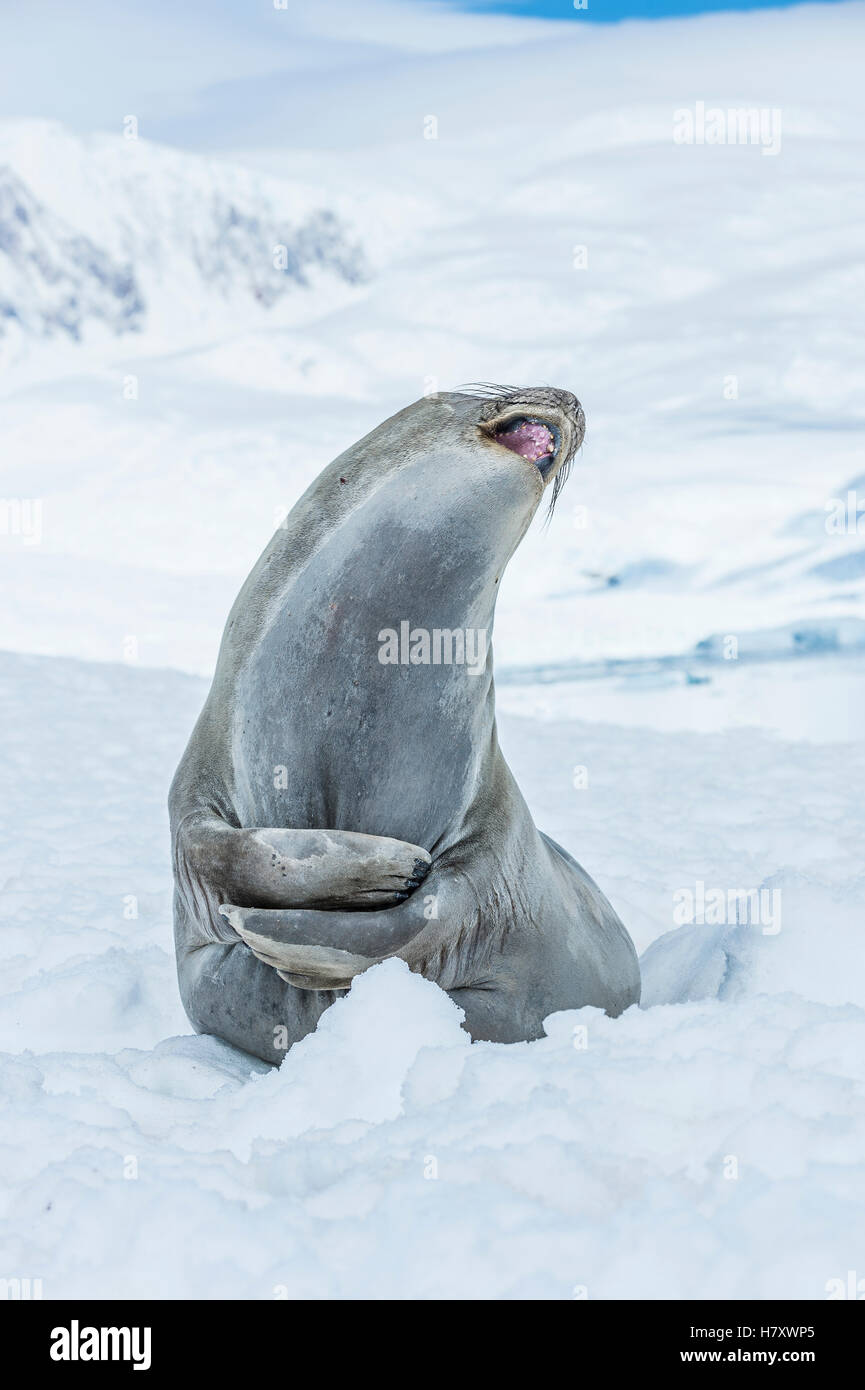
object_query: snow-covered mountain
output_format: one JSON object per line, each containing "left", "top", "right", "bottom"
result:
{"left": 0, "top": 165, "right": 144, "bottom": 341}
{"left": 0, "top": 121, "right": 367, "bottom": 359}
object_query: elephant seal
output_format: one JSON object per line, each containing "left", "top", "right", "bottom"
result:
{"left": 169, "top": 385, "right": 640, "bottom": 1064}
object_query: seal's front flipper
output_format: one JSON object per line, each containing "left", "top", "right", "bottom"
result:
{"left": 178, "top": 816, "right": 431, "bottom": 911}
{"left": 219, "top": 899, "right": 429, "bottom": 990}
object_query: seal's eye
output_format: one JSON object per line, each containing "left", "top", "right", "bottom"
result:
{"left": 493, "top": 417, "right": 557, "bottom": 468}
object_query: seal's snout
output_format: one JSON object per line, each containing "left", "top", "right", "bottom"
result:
{"left": 464, "top": 384, "right": 584, "bottom": 513}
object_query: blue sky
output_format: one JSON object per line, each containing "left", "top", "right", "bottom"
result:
{"left": 455, "top": 0, "right": 844, "bottom": 15}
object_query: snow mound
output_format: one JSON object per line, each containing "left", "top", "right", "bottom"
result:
{"left": 641, "top": 867, "right": 865, "bottom": 1010}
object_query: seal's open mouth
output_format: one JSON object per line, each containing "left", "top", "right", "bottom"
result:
{"left": 493, "top": 417, "right": 557, "bottom": 473}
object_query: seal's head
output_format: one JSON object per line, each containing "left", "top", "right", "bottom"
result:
{"left": 311, "top": 383, "right": 585, "bottom": 604}
{"left": 463, "top": 383, "right": 585, "bottom": 516}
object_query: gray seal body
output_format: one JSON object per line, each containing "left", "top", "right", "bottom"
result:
{"left": 169, "top": 386, "right": 640, "bottom": 1063}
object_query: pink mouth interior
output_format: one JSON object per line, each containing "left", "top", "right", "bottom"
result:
{"left": 494, "top": 419, "right": 555, "bottom": 463}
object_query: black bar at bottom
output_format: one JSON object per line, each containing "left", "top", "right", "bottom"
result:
{"left": 3, "top": 1297, "right": 862, "bottom": 1374}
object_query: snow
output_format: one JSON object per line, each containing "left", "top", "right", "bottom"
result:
{"left": 1, "top": 1, "right": 864, "bottom": 1300}
{"left": 1, "top": 650, "right": 863, "bottom": 1299}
